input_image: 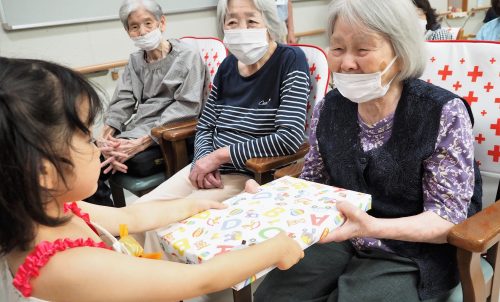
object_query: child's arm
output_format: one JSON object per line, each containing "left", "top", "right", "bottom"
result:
{"left": 31, "top": 232, "right": 304, "bottom": 302}
{"left": 78, "top": 199, "right": 225, "bottom": 235}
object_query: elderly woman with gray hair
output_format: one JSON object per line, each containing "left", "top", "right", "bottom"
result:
{"left": 98, "top": 0, "right": 205, "bottom": 176}
{"left": 254, "top": 0, "right": 482, "bottom": 301}
{"left": 139, "top": 0, "right": 310, "bottom": 204}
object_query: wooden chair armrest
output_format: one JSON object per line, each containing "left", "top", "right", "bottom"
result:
{"left": 274, "top": 161, "right": 305, "bottom": 179}
{"left": 245, "top": 143, "right": 309, "bottom": 184}
{"left": 245, "top": 143, "right": 309, "bottom": 173}
{"left": 448, "top": 200, "right": 500, "bottom": 253}
{"left": 151, "top": 119, "right": 198, "bottom": 142}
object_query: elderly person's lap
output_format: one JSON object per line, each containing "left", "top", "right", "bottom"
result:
{"left": 254, "top": 241, "right": 428, "bottom": 302}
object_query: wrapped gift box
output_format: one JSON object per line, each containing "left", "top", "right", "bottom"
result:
{"left": 156, "top": 176, "right": 371, "bottom": 290}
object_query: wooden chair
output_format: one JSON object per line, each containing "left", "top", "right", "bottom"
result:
{"left": 276, "top": 40, "right": 500, "bottom": 302}
{"left": 109, "top": 37, "right": 227, "bottom": 206}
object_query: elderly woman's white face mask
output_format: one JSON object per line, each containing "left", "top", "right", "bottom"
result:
{"left": 222, "top": 0, "right": 270, "bottom": 65}
{"left": 131, "top": 28, "right": 162, "bottom": 51}
{"left": 223, "top": 28, "right": 269, "bottom": 65}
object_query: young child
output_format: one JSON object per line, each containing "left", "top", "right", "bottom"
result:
{"left": 0, "top": 57, "right": 304, "bottom": 302}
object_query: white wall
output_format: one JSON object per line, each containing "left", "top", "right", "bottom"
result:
{"left": 0, "top": 0, "right": 329, "bottom": 68}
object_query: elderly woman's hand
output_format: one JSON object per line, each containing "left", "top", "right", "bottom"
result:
{"left": 319, "top": 201, "right": 376, "bottom": 243}
{"left": 189, "top": 147, "right": 230, "bottom": 189}
{"left": 108, "top": 136, "right": 153, "bottom": 162}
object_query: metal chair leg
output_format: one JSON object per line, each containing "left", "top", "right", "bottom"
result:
{"left": 109, "top": 180, "right": 126, "bottom": 208}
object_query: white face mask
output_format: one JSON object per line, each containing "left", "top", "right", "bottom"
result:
{"left": 418, "top": 19, "right": 428, "bottom": 34}
{"left": 131, "top": 28, "right": 162, "bottom": 51}
{"left": 333, "top": 56, "right": 398, "bottom": 104}
{"left": 223, "top": 28, "right": 269, "bottom": 65}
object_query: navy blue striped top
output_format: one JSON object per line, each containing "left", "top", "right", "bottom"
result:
{"left": 194, "top": 43, "right": 311, "bottom": 174}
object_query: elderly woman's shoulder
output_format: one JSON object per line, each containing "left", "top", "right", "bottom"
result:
{"left": 169, "top": 39, "right": 200, "bottom": 58}
{"left": 278, "top": 44, "right": 307, "bottom": 59}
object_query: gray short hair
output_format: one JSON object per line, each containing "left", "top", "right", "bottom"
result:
{"left": 217, "top": 0, "right": 287, "bottom": 42}
{"left": 119, "top": 0, "right": 164, "bottom": 30}
{"left": 327, "top": 0, "right": 426, "bottom": 80}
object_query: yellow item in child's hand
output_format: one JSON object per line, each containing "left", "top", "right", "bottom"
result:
{"left": 119, "top": 224, "right": 162, "bottom": 260}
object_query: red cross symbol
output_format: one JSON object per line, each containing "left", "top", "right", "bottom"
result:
{"left": 213, "top": 53, "right": 218, "bottom": 61}
{"left": 467, "top": 66, "right": 483, "bottom": 82}
{"left": 463, "top": 91, "right": 478, "bottom": 105}
{"left": 438, "top": 65, "right": 453, "bottom": 80}
{"left": 491, "top": 57, "right": 497, "bottom": 64}
{"left": 488, "top": 145, "right": 500, "bottom": 162}
{"left": 315, "top": 74, "right": 322, "bottom": 82}
{"left": 204, "top": 52, "right": 209, "bottom": 62}
{"left": 475, "top": 133, "right": 486, "bottom": 144}
{"left": 491, "top": 118, "right": 500, "bottom": 135}
{"left": 210, "top": 68, "right": 215, "bottom": 75}
{"left": 452, "top": 81, "right": 462, "bottom": 91}
{"left": 309, "top": 63, "right": 317, "bottom": 75}
{"left": 481, "top": 110, "right": 487, "bottom": 116}
{"left": 306, "top": 101, "right": 311, "bottom": 112}
{"left": 208, "top": 82, "right": 212, "bottom": 90}
{"left": 484, "top": 82, "right": 494, "bottom": 92}
{"left": 460, "top": 58, "right": 465, "bottom": 64}
{"left": 496, "top": 98, "right": 500, "bottom": 105}
{"left": 430, "top": 57, "right": 436, "bottom": 62}
{"left": 217, "top": 62, "right": 221, "bottom": 67}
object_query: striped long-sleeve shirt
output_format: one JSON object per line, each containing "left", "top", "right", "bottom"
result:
{"left": 194, "top": 44, "right": 311, "bottom": 174}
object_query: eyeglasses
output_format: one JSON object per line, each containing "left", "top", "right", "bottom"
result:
{"left": 127, "top": 20, "right": 158, "bottom": 34}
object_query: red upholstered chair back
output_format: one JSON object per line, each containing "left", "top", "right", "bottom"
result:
{"left": 181, "top": 36, "right": 228, "bottom": 103}
{"left": 290, "top": 44, "right": 330, "bottom": 138}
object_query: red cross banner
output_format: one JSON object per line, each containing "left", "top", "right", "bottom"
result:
{"left": 421, "top": 41, "right": 500, "bottom": 175}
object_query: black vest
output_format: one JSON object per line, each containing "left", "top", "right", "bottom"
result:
{"left": 316, "top": 79, "right": 482, "bottom": 300}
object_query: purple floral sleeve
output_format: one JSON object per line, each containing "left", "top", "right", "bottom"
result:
{"left": 422, "top": 99, "right": 474, "bottom": 224}
{"left": 299, "top": 98, "right": 329, "bottom": 183}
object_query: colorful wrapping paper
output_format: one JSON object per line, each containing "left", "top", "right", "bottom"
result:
{"left": 156, "top": 176, "right": 371, "bottom": 290}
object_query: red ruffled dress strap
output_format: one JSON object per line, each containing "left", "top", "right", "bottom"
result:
{"left": 12, "top": 202, "right": 111, "bottom": 298}
{"left": 63, "top": 201, "right": 99, "bottom": 235}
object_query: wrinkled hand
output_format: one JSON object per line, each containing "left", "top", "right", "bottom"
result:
{"left": 108, "top": 136, "right": 149, "bottom": 161}
{"left": 96, "top": 137, "right": 129, "bottom": 174}
{"left": 100, "top": 125, "right": 116, "bottom": 140}
{"left": 189, "top": 152, "right": 224, "bottom": 189}
{"left": 287, "top": 33, "right": 297, "bottom": 44}
{"left": 200, "top": 171, "right": 223, "bottom": 190}
{"left": 319, "top": 201, "right": 374, "bottom": 243}
{"left": 273, "top": 232, "right": 304, "bottom": 270}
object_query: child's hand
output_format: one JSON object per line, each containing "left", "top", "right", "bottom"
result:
{"left": 272, "top": 232, "right": 304, "bottom": 270}
{"left": 244, "top": 179, "right": 260, "bottom": 193}
{"left": 189, "top": 199, "right": 227, "bottom": 214}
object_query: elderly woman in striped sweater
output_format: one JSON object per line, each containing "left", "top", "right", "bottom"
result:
{"left": 140, "top": 0, "right": 310, "bottom": 204}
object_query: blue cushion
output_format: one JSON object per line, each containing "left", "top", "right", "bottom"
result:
{"left": 110, "top": 172, "right": 166, "bottom": 193}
